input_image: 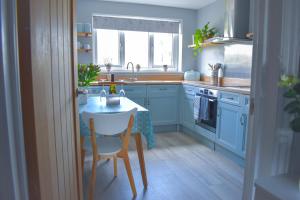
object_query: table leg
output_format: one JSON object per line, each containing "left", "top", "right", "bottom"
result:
{"left": 134, "top": 133, "right": 148, "bottom": 188}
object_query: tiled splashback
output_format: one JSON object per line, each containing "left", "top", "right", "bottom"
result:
{"left": 197, "top": 44, "right": 253, "bottom": 79}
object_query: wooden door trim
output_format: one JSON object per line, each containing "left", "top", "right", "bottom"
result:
{"left": 70, "top": 0, "right": 83, "bottom": 198}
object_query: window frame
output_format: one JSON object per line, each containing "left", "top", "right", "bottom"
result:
{"left": 94, "top": 29, "right": 180, "bottom": 71}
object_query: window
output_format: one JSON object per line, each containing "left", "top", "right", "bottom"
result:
{"left": 93, "top": 16, "right": 181, "bottom": 71}
{"left": 96, "top": 29, "right": 120, "bottom": 66}
{"left": 153, "top": 33, "right": 173, "bottom": 67}
{"left": 124, "top": 31, "right": 149, "bottom": 68}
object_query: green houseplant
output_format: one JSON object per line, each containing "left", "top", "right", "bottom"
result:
{"left": 78, "top": 63, "right": 101, "bottom": 87}
{"left": 279, "top": 75, "right": 300, "bottom": 132}
{"left": 78, "top": 63, "right": 100, "bottom": 104}
{"left": 193, "top": 22, "right": 217, "bottom": 56}
{"left": 279, "top": 74, "right": 300, "bottom": 190}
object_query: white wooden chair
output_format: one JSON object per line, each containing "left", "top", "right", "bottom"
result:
{"left": 81, "top": 108, "right": 137, "bottom": 200}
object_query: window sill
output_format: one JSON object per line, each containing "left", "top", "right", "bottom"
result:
{"left": 101, "top": 69, "right": 183, "bottom": 75}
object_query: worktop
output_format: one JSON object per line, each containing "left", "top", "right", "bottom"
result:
{"left": 91, "top": 80, "right": 251, "bottom": 95}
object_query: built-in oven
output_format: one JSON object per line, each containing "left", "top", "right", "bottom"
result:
{"left": 195, "top": 88, "right": 218, "bottom": 133}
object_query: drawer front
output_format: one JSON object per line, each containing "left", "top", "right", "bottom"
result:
{"left": 122, "top": 85, "right": 147, "bottom": 97}
{"left": 148, "top": 85, "right": 178, "bottom": 97}
{"left": 219, "top": 92, "right": 241, "bottom": 106}
{"left": 182, "top": 85, "right": 196, "bottom": 96}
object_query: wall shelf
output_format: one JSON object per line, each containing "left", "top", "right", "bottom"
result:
{"left": 78, "top": 48, "right": 92, "bottom": 53}
{"left": 77, "top": 32, "right": 92, "bottom": 37}
{"left": 188, "top": 42, "right": 221, "bottom": 48}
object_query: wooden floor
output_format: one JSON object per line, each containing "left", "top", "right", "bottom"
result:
{"left": 83, "top": 132, "right": 244, "bottom": 200}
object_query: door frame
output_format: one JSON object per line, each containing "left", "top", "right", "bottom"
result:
{"left": 0, "top": 0, "right": 29, "bottom": 199}
{"left": 243, "top": 0, "right": 300, "bottom": 199}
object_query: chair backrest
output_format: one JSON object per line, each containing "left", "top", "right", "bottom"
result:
{"left": 82, "top": 108, "right": 137, "bottom": 136}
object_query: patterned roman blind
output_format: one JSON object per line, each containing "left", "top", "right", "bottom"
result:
{"left": 93, "top": 15, "right": 180, "bottom": 34}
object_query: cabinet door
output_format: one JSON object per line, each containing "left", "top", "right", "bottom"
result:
{"left": 148, "top": 96, "right": 178, "bottom": 125}
{"left": 127, "top": 96, "right": 146, "bottom": 107}
{"left": 182, "top": 96, "right": 195, "bottom": 130}
{"left": 216, "top": 102, "right": 241, "bottom": 154}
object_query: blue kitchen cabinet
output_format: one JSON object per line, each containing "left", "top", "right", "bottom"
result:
{"left": 147, "top": 85, "right": 179, "bottom": 126}
{"left": 216, "top": 102, "right": 242, "bottom": 155}
{"left": 180, "top": 85, "right": 196, "bottom": 130}
{"left": 216, "top": 92, "right": 250, "bottom": 158}
{"left": 122, "top": 85, "right": 147, "bottom": 107}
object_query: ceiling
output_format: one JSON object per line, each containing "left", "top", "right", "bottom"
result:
{"left": 101, "top": 0, "right": 216, "bottom": 10}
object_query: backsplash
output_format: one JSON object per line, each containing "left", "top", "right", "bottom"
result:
{"left": 197, "top": 44, "right": 253, "bottom": 79}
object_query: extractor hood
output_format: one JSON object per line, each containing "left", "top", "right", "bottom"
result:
{"left": 207, "top": 0, "right": 252, "bottom": 44}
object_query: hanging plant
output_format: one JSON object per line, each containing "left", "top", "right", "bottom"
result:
{"left": 279, "top": 74, "right": 300, "bottom": 132}
{"left": 193, "top": 22, "right": 218, "bottom": 56}
{"left": 78, "top": 63, "right": 101, "bottom": 87}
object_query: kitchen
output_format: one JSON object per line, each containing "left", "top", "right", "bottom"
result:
{"left": 2, "top": 0, "right": 300, "bottom": 200}
{"left": 77, "top": 0, "right": 252, "bottom": 199}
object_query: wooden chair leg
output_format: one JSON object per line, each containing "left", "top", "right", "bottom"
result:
{"left": 81, "top": 149, "right": 86, "bottom": 175}
{"left": 113, "top": 156, "right": 117, "bottom": 177}
{"left": 88, "top": 160, "right": 97, "bottom": 200}
{"left": 123, "top": 153, "right": 137, "bottom": 197}
{"left": 135, "top": 133, "right": 148, "bottom": 188}
{"left": 80, "top": 136, "right": 85, "bottom": 175}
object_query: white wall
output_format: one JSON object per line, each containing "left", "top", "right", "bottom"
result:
{"left": 77, "top": 0, "right": 198, "bottom": 71}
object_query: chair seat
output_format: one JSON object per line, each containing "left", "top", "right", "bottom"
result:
{"left": 84, "top": 135, "right": 122, "bottom": 156}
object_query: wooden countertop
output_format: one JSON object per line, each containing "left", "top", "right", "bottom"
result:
{"left": 90, "top": 80, "right": 251, "bottom": 95}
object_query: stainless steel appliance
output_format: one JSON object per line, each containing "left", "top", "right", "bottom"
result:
{"left": 195, "top": 88, "right": 218, "bottom": 133}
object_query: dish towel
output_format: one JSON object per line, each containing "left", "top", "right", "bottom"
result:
{"left": 199, "top": 97, "right": 210, "bottom": 121}
{"left": 194, "top": 95, "right": 201, "bottom": 120}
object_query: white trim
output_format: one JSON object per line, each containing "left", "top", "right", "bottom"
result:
{"left": 243, "top": 0, "right": 300, "bottom": 199}
{"left": 0, "top": 0, "right": 28, "bottom": 199}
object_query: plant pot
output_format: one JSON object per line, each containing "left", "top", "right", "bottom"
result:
{"left": 78, "top": 93, "right": 88, "bottom": 105}
{"left": 163, "top": 65, "right": 168, "bottom": 72}
{"left": 78, "top": 87, "right": 88, "bottom": 105}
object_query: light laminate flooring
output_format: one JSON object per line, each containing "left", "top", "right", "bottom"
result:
{"left": 83, "top": 132, "right": 244, "bottom": 200}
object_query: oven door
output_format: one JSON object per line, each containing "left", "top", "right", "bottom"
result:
{"left": 195, "top": 94, "right": 218, "bottom": 133}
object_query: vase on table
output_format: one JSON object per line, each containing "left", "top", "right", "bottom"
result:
{"left": 78, "top": 88, "right": 88, "bottom": 105}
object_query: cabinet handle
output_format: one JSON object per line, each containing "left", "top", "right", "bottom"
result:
{"left": 227, "top": 97, "right": 234, "bottom": 100}
{"left": 240, "top": 115, "right": 244, "bottom": 125}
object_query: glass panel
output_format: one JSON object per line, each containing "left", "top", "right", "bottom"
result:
{"left": 153, "top": 33, "right": 173, "bottom": 66}
{"left": 124, "top": 31, "right": 149, "bottom": 68}
{"left": 96, "top": 29, "right": 119, "bottom": 65}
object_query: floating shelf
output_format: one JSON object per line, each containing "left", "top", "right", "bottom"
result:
{"left": 77, "top": 32, "right": 92, "bottom": 37}
{"left": 78, "top": 48, "right": 92, "bottom": 53}
{"left": 188, "top": 42, "right": 221, "bottom": 48}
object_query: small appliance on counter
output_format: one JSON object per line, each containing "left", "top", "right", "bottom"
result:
{"left": 184, "top": 69, "right": 200, "bottom": 81}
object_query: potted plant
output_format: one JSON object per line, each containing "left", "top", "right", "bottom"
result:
{"left": 78, "top": 63, "right": 101, "bottom": 104}
{"left": 279, "top": 74, "right": 300, "bottom": 189}
{"left": 193, "top": 22, "right": 217, "bottom": 56}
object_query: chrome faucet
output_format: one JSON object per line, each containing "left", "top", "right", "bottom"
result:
{"left": 126, "top": 62, "right": 137, "bottom": 81}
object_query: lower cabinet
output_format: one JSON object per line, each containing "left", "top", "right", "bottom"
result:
{"left": 181, "top": 95, "right": 195, "bottom": 130}
{"left": 123, "top": 84, "right": 179, "bottom": 126}
{"left": 148, "top": 85, "right": 178, "bottom": 126}
{"left": 216, "top": 102, "right": 242, "bottom": 154}
{"left": 148, "top": 96, "right": 178, "bottom": 125}
{"left": 216, "top": 93, "right": 249, "bottom": 158}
